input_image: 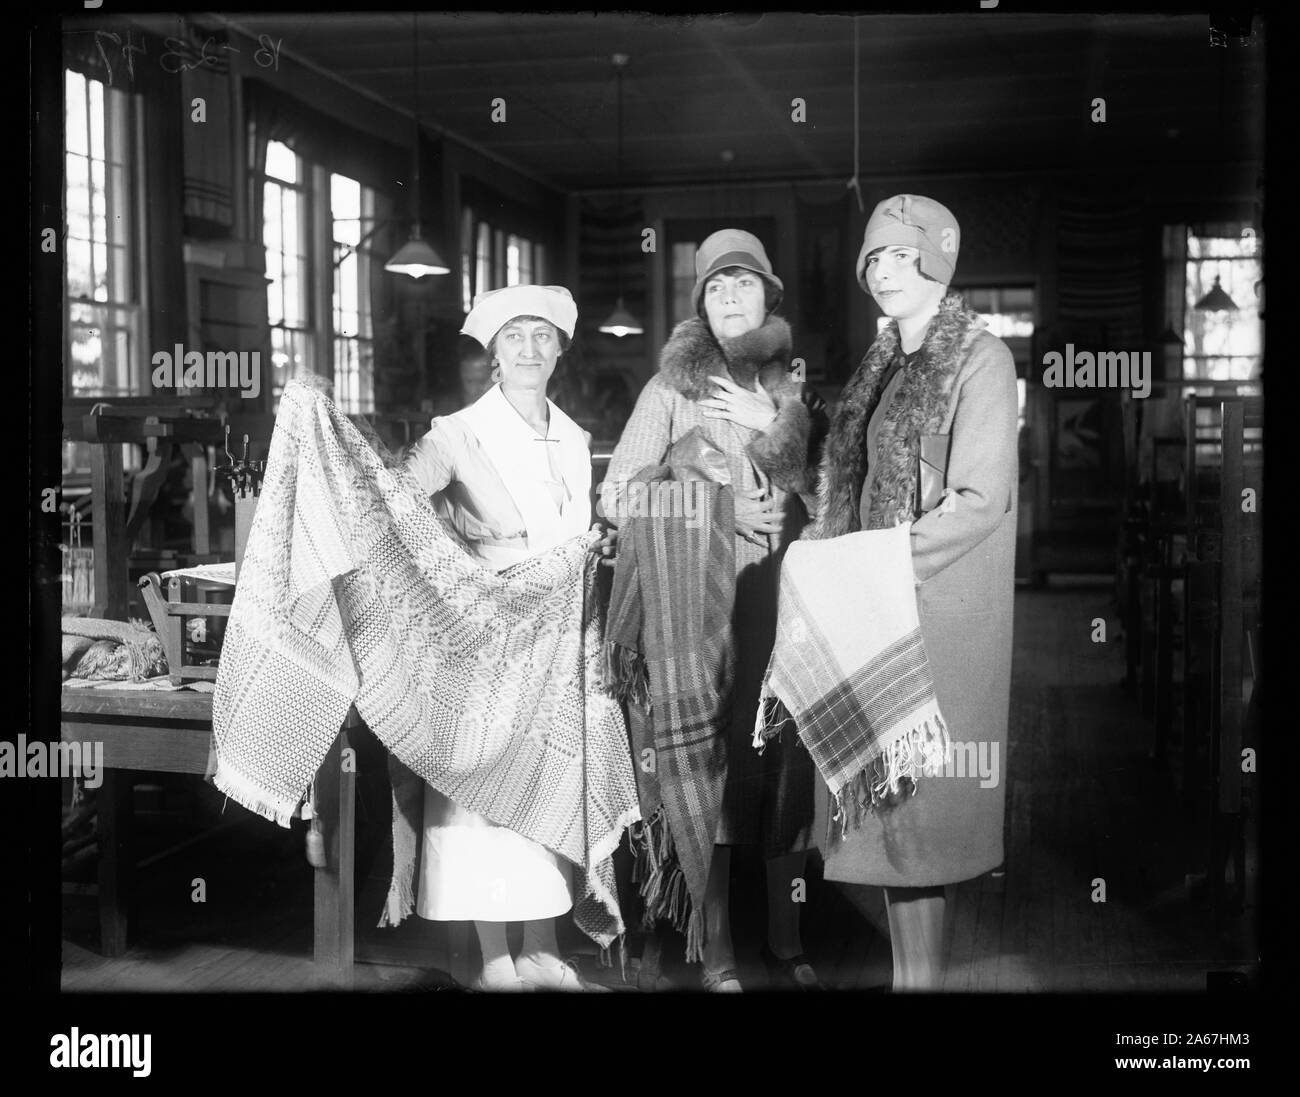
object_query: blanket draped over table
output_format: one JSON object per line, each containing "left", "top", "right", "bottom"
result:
{"left": 754, "top": 524, "right": 950, "bottom": 829}
{"left": 211, "top": 379, "right": 640, "bottom": 948}
{"left": 603, "top": 431, "right": 735, "bottom": 961}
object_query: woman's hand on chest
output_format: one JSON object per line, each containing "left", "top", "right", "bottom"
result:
{"left": 699, "top": 374, "right": 778, "bottom": 432}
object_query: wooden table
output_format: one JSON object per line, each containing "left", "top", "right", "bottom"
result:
{"left": 60, "top": 686, "right": 358, "bottom": 979}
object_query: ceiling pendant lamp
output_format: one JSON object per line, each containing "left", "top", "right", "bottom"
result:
{"left": 599, "top": 297, "right": 641, "bottom": 338}
{"left": 1193, "top": 274, "right": 1238, "bottom": 312}
{"left": 385, "top": 14, "right": 449, "bottom": 279}
{"left": 598, "top": 53, "right": 642, "bottom": 337}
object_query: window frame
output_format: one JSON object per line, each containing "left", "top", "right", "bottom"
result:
{"left": 63, "top": 67, "right": 149, "bottom": 401}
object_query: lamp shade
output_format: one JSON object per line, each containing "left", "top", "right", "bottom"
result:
{"left": 384, "top": 228, "right": 449, "bottom": 279}
{"left": 1193, "top": 275, "right": 1238, "bottom": 312}
{"left": 598, "top": 297, "right": 643, "bottom": 337}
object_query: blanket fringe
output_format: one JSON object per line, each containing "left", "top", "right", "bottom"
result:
{"left": 830, "top": 713, "right": 952, "bottom": 836}
{"left": 378, "top": 876, "right": 413, "bottom": 928}
{"left": 630, "top": 806, "right": 706, "bottom": 959}
{"left": 603, "top": 641, "right": 650, "bottom": 708}
{"left": 752, "top": 688, "right": 793, "bottom": 752}
{"left": 211, "top": 762, "right": 300, "bottom": 828}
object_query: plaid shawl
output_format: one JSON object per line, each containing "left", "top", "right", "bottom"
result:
{"left": 212, "top": 380, "right": 640, "bottom": 947}
{"left": 755, "top": 523, "right": 950, "bottom": 829}
{"left": 604, "top": 441, "right": 735, "bottom": 962}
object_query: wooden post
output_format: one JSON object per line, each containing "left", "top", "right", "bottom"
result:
{"left": 313, "top": 725, "right": 356, "bottom": 984}
{"left": 1218, "top": 400, "right": 1244, "bottom": 816}
{"left": 185, "top": 442, "right": 211, "bottom": 555}
{"left": 1153, "top": 529, "right": 1172, "bottom": 764}
{"left": 95, "top": 767, "right": 133, "bottom": 956}
{"left": 89, "top": 440, "right": 129, "bottom": 620}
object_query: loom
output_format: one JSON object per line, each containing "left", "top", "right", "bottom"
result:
{"left": 139, "top": 426, "right": 264, "bottom": 686}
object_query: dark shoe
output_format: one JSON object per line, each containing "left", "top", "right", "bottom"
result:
{"left": 760, "top": 944, "right": 824, "bottom": 990}
{"left": 635, "top": 932, "right": 675, "bottom": 991}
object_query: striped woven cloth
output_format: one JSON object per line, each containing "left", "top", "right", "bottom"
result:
{"left": 212, "top": 379, "right": 639, "bottom": 948}
{"left": 604, "top": 460, "right": 734, "bottom": 962}
{"left": 754, "top": 523, "right": 950, "bottom": 828}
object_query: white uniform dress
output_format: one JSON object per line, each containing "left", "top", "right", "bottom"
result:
{"left": 402, "top": 383, "right": 593, "bottom": 922}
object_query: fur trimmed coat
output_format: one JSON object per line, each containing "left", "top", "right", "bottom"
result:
{"left": 602, "top": 313, "right": 828, "bottom": 853}
{"left": 813, "top": 293, "right": 1020, "bottom": 887}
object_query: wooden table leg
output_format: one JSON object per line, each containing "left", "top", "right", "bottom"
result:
{"left": 96, "top": 767, "right": 133, "bottom": 957}
{"left": 313, "top": 728, "right": 355, "bottom": 984}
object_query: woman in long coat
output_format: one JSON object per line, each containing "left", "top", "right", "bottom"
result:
{"left": 603, "top": 229, "right": 828, "bottom": 990}
{"left": 403, "top": 283, "right": 615, "bottom": 990}
{"left": 812, "top": 194, "right": 1018, "bottom": 989}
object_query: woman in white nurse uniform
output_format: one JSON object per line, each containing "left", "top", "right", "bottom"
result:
{"left": 404, "top": 284, "right": 614, "bottom": 990}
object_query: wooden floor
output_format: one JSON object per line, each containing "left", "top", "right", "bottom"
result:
{"left": 61, "top": 584, "right": 1256, "bottom": 993}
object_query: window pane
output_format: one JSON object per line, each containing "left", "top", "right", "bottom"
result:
{"left": 266, "top": 140, "right": 298, "bottom": 183}
{"left": 92, "top": 242, "right": 109, "bottom": 301}
{"left": 461, "top": 207, "right": 474, "bottom": 312}
{"left": 475, "top": 222, "right": 491, "bottom": 298}
{"left": 88, "top": 78, "right": 105, "bottom": 161}
{"left": 331, "top": 173, "right": 360, "bottom": 245}
{"left": 283, "top": 269, "right": 302, "bottom": 326}
{"left": 506, "top": 234, "right": 520, "bottom": 286}
{"left": 91, "top": 159, "right": 107, "bottom": 241}
{"left": 1183, "top": 231, "right": 1262, "bottom": 380}
{"left": 66, "top": 71, "right": 88, "bottom": 157}
{"left": 281, "top": 189, "right": 299, "bottom": 259}
{"left": 66, "top": 154, "right": 90, "bottom": 243}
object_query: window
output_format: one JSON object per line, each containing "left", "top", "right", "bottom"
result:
{"left": 1183, "top": 227, "right": 1262, "bottom": 381}
{"left": 65, "top": 69, "right": 145, "bottom": 398}
{"left": 461, "top": 207, "right": 475, "bottom": 313}
{"left": 461, "top": 212, "right": 543, "bottom": 304}
{"left": 262, "top": 140, "right": 314, "bottom": 403}
{"left": 331, "top": 173, "right": 376, "bottom": 414}
{"left": 258, "top": 141, "right": 380, "bottom": 412}
{"left": 474, "top": 221, "right": 491, "bottom": 303}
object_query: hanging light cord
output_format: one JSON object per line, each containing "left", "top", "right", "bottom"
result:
{"left": 411, "top": 15, "right": 421, "bottom": 231}
{"left": 846, "top": 17, "right": 863, "bottom": 213}
{"left": 615, "top": 62, "right": 625, "bottom": 302}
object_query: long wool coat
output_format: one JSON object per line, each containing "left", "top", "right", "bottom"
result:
{"left": 602, "top": 314, "right": 827, "bottom": 854}
{"left": 813, "top": 293, "right": 1018, "bottom": 887}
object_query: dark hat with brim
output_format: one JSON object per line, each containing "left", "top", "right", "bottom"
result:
{"left": 691, "top": 229, "right": 783, "bottom": 316}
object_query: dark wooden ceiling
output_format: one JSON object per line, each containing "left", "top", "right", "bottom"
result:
{"left": 219, "top": 11, "right": 1264, "bottom": 192}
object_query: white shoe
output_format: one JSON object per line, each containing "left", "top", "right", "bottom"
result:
{"left": 515, "top": 955, "right": 606, "bottom": 992}
{"left": 471, "top": 971, "right": 529, "bottom": 992}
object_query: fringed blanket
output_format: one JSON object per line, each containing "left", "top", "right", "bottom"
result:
{"left": 212, "top": 380, "right": 639, "bottom": 948}
{"left": 604, "top": 437, "right": 735, "bottom": 962}
{"left": 754, "top": 523, "right": 950, "bottom": 829}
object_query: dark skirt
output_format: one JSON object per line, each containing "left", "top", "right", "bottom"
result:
{"left": 712, "top": 544, "right": 817, "bottom": 857}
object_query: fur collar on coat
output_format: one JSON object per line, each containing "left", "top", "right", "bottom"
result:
{"left": 810, "top": 293, "right": 987, "bottom": 539}
{"left": 658, "top": 314, "right": 798, "bottom": 403}
{"left": 656, "top": 314, "right": 825, "bottom": 498}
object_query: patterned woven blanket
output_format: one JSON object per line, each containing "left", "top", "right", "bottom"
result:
{"left": 604, "top": 447, "right": 734, "bottom": 962}
{"left": 212, "top": 380, "right": 640, "bottom": 947}
{"left": 754, "top": 524, "right": 950, "bottom": 829}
